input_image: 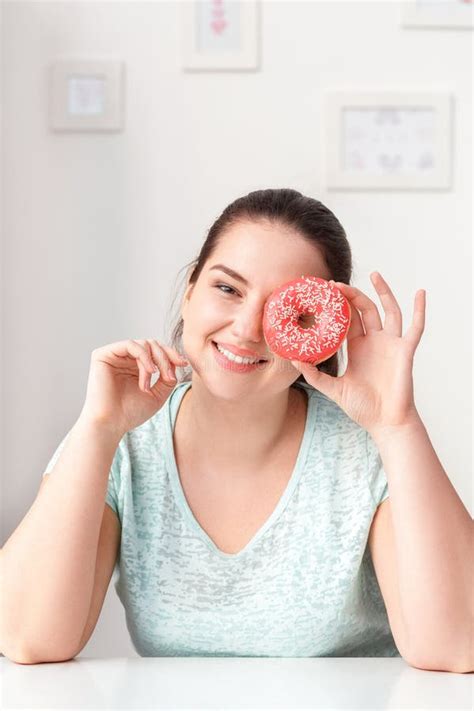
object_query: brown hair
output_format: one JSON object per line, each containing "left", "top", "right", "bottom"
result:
{"left": 165, "top": 188, "right": 353, "bottom": 387}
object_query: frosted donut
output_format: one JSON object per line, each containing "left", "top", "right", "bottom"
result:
{"left": 263, "top": 275, "right": 351, "bottom": 365}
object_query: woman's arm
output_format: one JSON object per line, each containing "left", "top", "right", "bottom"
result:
{"left": 372, "top": 416, "right": 473, "bottom": 673}
{"left": 292, "top": 273, "right": 472, "bottom": 672}
{"left": 0, "top": 416, "right": 122, "bottom": 663}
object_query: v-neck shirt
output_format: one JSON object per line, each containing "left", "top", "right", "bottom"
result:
{"left": 168, "top": 384, "right": 315, "bottom": 559}
{"left": 44, "top": 379, "right": 399, "bottom": 658}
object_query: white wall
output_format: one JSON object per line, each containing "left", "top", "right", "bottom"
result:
{"left": 1, "top": 1, "right": 471, "bottom": 658}
{"left": 0, "top": 0, "right": 4, "bottom": 597}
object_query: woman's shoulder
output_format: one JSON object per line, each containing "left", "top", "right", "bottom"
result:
{"left": 123, "top": 380, "right": 191, "bottom": 451}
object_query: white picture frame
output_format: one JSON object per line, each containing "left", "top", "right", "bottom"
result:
{"left": 49, "top": 60, "right": 124, "bottom": 132}
{"left": 402, "top": 0, "right": 473, "bottom": 30}
{"left": 324, "top": 91, "right": 453, "bottom": 191}
{"left": 181, "top": 0, "right": 260, "bottom": 71}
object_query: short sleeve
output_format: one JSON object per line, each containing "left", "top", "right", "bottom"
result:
{"left": 42, "top": 428, "right": 121, "bottom": 517}
{"left": 365, "top": 430, "right": 390, "bottom": 508}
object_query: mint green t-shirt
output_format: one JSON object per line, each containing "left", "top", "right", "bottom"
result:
{"left": 44, "top": 379, "right": 399, "bottom": 658}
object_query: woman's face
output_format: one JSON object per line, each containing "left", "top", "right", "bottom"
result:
{"left": 180, "top": 220, "right": 331, "bottom": 400}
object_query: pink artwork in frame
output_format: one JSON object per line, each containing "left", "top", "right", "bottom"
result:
{"left": 182, "top": 0, "right": 260, "bottom": 71}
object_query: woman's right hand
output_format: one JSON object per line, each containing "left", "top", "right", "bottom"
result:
{"left": 78, "top": 339, "right": 189, "bottom": 437}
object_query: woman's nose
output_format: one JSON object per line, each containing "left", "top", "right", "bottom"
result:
{"left": 230, "top": 304, "right": 265, "bottom": 344}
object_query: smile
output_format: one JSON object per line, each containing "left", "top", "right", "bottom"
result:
{"left": 215, "top": 342, "right": 264, "bottom": 364}
{"left": 211, "top": 341, "right": 268, "bottom": 372}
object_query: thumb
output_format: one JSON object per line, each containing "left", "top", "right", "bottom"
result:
{"left": 291, "top": 360, "right": 341, "bottom": 403}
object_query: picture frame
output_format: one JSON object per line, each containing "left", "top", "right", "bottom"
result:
{"left": 49, "top": 60, "right": 124, "bottom": 132}
{"left": 181, "top": 0, "right": 260, "bottom": 71}
{"left": 324, "top": 91, "right": 453, "bottom": 191}
{"left": 402, "top": 0, "right": 473, "bottom": 30}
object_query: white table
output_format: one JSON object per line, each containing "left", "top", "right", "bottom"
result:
{"left": 1, "top": 656, "right": 472, "bottom": 710}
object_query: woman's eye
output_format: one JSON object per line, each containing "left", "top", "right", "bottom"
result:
{"left": 214, "top": 283, "right": 239, "bottom": 297}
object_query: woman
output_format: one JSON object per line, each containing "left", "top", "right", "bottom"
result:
{"left": 3, "top": 189, "right": 471, "bottom": 670}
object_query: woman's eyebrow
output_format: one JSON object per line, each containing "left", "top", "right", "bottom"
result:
{"left": 209, "top": 264, "right": 250, "bottom": 287}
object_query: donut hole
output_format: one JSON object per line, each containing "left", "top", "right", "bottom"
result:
{"left": 297, "top": 312, "right": 315, "bottom": 329}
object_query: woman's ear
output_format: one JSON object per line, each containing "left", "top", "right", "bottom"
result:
{"left": 180, "top": 281, "right": 194, "bottom": 320}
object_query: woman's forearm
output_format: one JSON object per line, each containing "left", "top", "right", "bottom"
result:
{"left": 0, "top": 416, "right": 122, "bottom": 663}
{"left": 371, "top": 416, "right": 473, "bottom": 672}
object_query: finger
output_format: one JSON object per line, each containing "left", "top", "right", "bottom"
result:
{"left": 129, "top": 340, "right": 165, "bottom": 393}
{"left": 130, "top": 339, "right": 164, "bottom": 377}
{"left": 135, "top": 340, "right": 176, "bottom": 385}
{"left": 158, "top": 346, "right": 191, "bottom": 382}
{"left": 110, "top": 340, "right": 157, "bottom": 393}
{"left": 137, "top": 358, "right": 151, "bottom": 393}
{"left": 330, "top": 280, "right": 365, "bottom": 341}
{"left": 404, "top": 289, "right": 426, "bottom": 350}
{"left": 369, "top": 272, "right": 403, "bottom": 337}
{"left": 159, "top": 343, "right": 190, "bottom": 368}
{"left": 346, "top": 301, "right": 365, "bottom": 342}
{"left": 291, "top": 359, "right": 343, "bottom": 403}
{"left": 150, "top": 340, "right": 190, "bottom": 382}
{"left": 109, "top": 339, "right": 159, "bottom": 378}
{"left": 334, "top": 281, "right": 383, "bottom": 333}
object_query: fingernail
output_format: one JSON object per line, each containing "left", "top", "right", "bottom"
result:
{"left": 168, "top": 369, "right": 176, "bottom": 380}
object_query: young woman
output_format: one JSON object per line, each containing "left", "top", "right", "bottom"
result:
{"left": 2, "top": 189, "right": 472, "bottom": 671}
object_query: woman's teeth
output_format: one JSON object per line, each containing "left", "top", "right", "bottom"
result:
{"left": 215, "top": 343, "right": 261, "bottom": 365}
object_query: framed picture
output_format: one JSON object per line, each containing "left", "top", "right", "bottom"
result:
{"left": 402, "top": 0, "right": 473, "bottom": 30}
{"left": 324, "top": 91, "right": 453, "bottom": 191}
{"left": 182, "top": 0, "right": 260, "bottom": 71}
{"left": 49, "top": 60, "right": 124, "bottom": 132}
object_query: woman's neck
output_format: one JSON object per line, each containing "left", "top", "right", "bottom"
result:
{"left": 176, "top": 379, "right": 307, "bottom": 474}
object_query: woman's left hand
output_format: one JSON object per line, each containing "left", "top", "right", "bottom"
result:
{"left": 291, "top": 272, "right": 426, "bottom": 438}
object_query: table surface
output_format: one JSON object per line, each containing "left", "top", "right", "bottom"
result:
{"left": 1, "top": 656, "right": 472, "bottom": 710}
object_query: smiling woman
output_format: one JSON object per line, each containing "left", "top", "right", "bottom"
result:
{"left": 10, "top": 188, "right": 469, "bottom": 669}
{"left": 74, "top": 188, "right": 401, "bottom": 659}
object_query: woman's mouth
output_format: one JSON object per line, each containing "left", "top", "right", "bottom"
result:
{"left": 211, "top": 341, "right": 268, "bottom": 373}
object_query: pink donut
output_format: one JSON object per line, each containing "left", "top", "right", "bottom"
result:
{"left": 263, "top": 275, "right": 351, "bottom": 365}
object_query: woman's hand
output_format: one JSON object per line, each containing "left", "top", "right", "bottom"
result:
{"left": 79, "top": 339, "right": 189, "bottom": 437}
{"left": 291, "top": 272, "right": 426, "bottom": 438}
